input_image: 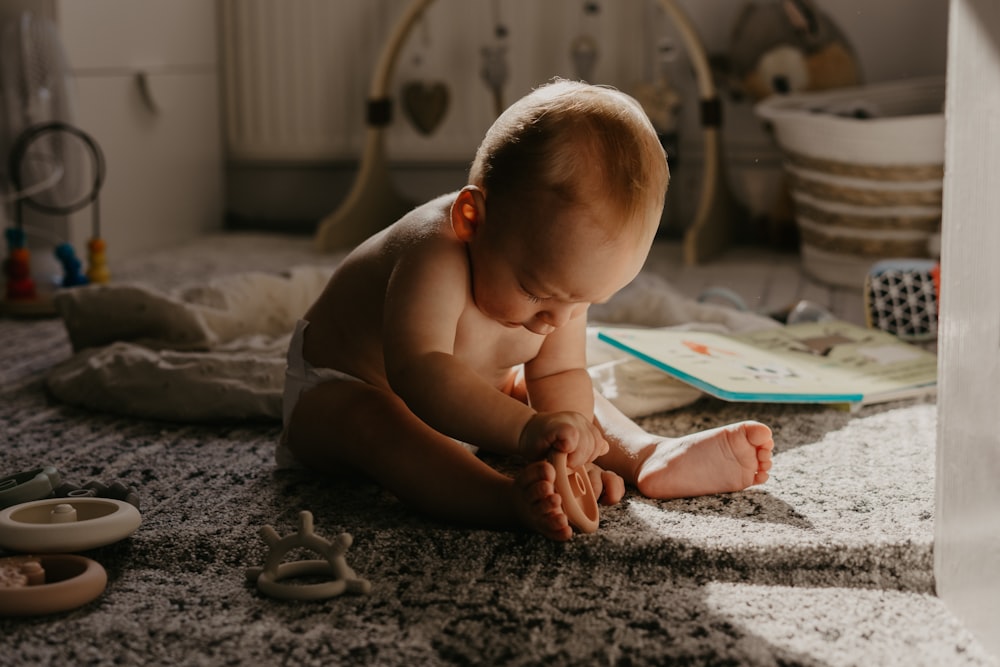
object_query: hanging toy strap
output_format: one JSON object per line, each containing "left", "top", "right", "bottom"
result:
{"left": 570, "top": 1, "right": 601, "bottom": 82}
{"left": 480, "top": 0, "right": 509, "bottom": 117}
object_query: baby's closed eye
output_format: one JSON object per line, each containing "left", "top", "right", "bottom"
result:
{"left": 520, "top": 285, "right": 546, "bottom": 304}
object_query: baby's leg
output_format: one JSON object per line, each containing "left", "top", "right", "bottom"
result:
{"left": 593, "top": 393, "right": 773, "bottom": 499}
{"left": 285, "top": 378, "right": 573, "bottom": 541}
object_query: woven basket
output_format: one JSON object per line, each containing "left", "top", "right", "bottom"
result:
{"left": 755, "top": 77, "right": 945, "bottom": 289}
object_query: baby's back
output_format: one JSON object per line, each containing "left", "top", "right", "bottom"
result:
{"left": 301, "top": 194, "right": 457, "bottom": 387}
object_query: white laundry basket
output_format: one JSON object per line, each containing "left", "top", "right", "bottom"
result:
{"left": 755, "top": 77, "right": 945, "bottom": 289}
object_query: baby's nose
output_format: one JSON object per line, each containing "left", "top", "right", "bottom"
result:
{"left": 538, "top": 305, "right": 573, "bottom": 328}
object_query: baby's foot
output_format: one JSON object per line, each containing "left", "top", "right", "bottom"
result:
{"left": 512, "top": 460, "right": 573, "bottom": 541}
{"left": 586, "top": 464, "right": 626, "bottom": 506}
{"left": 635, "top": 421, "right": 774, "bottom": 500}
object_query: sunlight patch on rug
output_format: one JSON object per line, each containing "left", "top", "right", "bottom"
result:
{"left": 703, "top": 581, "right": 997, "bottom": 667}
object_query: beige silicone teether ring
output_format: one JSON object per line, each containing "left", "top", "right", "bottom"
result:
{"left": 0, "top": 554, "right": 107, "bottom": 616}
{"left": 0, "top": 497, "right": 141, "bottom": 553}
{"left": 255, "top": 560, "right": 356, "bottom": 601}
{"left": 550, "top": 452, "right": 600, "bottom": 533}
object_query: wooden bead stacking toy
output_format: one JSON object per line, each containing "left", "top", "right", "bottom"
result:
{"left": 4, "top": 121, "right": 109, "bottom": 310}
{"left": 86, "top": 237, "right": 111, "bottom": 284}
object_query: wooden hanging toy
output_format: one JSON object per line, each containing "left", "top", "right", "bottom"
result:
{"left": 315, "top": 0, "right": 735, "bottom": 264}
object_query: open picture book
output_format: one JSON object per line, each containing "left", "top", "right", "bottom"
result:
{"left": 596, "top": 320, "right": 937, "bottom": 406}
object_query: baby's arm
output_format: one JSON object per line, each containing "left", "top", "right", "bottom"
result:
{"left": 382, "top": 238, "right": 536, "bottom": 457}
{"left": 523, "top": 314, "right": 609, "bottom": 467}
{"left": 524, "top": 314, "right": 594, "bottom": 415}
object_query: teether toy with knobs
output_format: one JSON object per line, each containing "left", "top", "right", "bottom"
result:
{"left": 0, "top": 467, "right": 61, "bottom": 509}
{"left": 246, "top": 510, "right": 370, "bottom": 601}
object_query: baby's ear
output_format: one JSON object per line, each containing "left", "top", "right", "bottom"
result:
{"left": 450, "top": 186, "right": 486, "bottom": 242}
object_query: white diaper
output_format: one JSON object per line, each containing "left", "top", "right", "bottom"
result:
{"left": 277, "top": 319, "right": 362, "bottom": 469}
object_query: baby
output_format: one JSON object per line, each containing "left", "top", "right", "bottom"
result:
{"left": 280, "top": 79, "right": 773, "bottom": 541}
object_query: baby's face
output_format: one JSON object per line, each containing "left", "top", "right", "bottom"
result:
{"left": 468, "top": 194, "right": 654, "bottom": 335}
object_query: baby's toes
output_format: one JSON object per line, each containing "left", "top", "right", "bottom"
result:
{"left": 598, "top": 470, "right": 625, "bottom": 505}
{"left": 537, "top": 503, "right": 571, "bottom": 540}
{"left": 523, "top": 478, "right": 556, "bottom": 504}
{"left": 755, "top": 450, "right": 773, "bottom": 472}
{"left": 515, "top": 462, "right": 556, "bottom": 496}
{"left": 536, "top": 490, "right": 564, "bottom": 515}
{"left": 756, "top": 441, "right": 773, "bottom": 475}
{"left": 747, "top": 422, "right": 774, "bottom": 451}
{"left": 517, "top": 460, "right": 556, "bottom": 485}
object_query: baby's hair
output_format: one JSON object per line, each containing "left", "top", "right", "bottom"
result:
{"left": 469, "top": 78, "right": 669, "bottom": 236}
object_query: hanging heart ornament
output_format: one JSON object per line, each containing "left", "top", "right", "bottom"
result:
{"left": 401, "top": 81, "right": 450, "bottom": 136}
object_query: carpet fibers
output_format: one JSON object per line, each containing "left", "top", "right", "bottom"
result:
{"left": 1, "top": 234, "right": 995, "bottom": 666}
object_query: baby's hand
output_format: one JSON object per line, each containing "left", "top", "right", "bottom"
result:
{"left": 518, "top": 412, "right": 609, "bottom": 469}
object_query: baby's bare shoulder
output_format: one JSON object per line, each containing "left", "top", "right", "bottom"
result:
{"left": 383, "top": 194, "right": 465, "bottom": 264}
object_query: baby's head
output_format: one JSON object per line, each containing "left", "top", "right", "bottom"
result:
{"left": 452, "top": 80, "right": 670, "bottom": 334}
{"left": 468, "top": 79, "right": 669, "bottom": 246}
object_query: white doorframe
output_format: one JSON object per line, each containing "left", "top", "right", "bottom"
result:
{"left": 936, "top": 0, "right": 1000, "bottom": 655}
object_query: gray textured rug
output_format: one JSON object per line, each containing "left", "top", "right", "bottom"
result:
{"left": 1, "top": 234, "right": 995, "bottom": 666}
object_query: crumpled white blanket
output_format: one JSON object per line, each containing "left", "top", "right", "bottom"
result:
{"left": 46, "top": 267, "right": 777, "bottom": 423}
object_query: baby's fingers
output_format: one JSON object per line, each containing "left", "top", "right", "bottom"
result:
{"left": 547, "top": 421, "right": 580, "bottom": 455}
{"left": 592, "top": 422, "right": 610, "bottom": 458}
{"left": 571, "top": 422, "right": 609, "bottom": 468}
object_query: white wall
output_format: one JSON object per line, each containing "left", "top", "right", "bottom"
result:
{"left": 55, "top": 0, "right": 223, "bottom": 264}
{"left": 0, "top": 0, "right": 222, "bottom": 274}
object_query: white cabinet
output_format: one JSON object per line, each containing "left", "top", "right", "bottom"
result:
{"left": 55, "top": 0, "right": 222, "bottom": 263}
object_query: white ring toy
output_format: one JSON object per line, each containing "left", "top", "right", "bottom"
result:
{"left": 0, "top": 497, "right": 141, "bottom": 553}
